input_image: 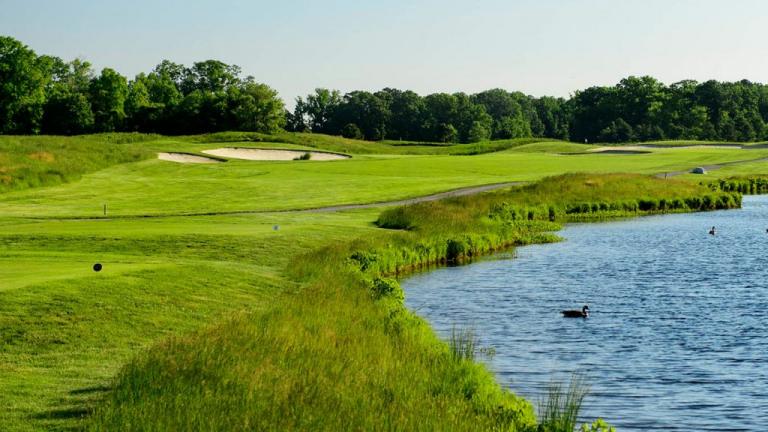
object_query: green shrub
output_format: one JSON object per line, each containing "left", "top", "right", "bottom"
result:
{"left": 370, "top": 277, "right": 404, "bottom": 302}
{"left": 341, "top": 123, "right": 364, "bottom": 139}
{"left": 579, "top": 418, "right": 616, "bottom": 432}
{"left": 446, "top": 238, "right": 468, "bottom": 262}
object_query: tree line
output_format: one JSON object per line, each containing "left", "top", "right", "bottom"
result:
{"left": 0, "top": 36, "right": 285, "bottom": 135}
{"left": 3, "top": 35, "right": 768, "bottom": 143}
{"left": 286, "top": 77, "right": 768, "bottom": 143}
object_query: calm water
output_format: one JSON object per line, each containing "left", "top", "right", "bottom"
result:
{"left": 402, "top": 195, "right": 768, "bottom": 431}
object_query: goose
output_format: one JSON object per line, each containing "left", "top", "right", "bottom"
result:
{"left": 562, "top": 305, "right": 589, "bottom": 318}
{"left": 709, "top": 226, "right": 716, "bottom": 235}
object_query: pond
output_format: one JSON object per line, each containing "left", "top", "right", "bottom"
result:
{"left": 402, "top": 196, "right": 768, "bottom": 431}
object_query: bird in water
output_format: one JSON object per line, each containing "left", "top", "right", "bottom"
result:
{"left": 562, "top": 305, "right": 589, "bottom": 318}
{"left": 709, "top": 226, "right": 716, "bottom": 235}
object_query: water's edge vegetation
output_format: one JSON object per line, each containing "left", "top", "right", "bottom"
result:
{"left": 87, "top": 173, "right": 743, "bottom": 431}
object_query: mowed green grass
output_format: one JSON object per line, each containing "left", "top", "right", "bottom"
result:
{"left": 2, "top": 143, "right": 768, "bottom": 217}
{"left": 679, "top": 158, "right": 768, "bottom": 180}
{"left": 3, "top": 132, "right": 768, "bottom": 430}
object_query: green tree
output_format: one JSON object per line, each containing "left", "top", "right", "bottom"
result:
{"left": 333, "top": 91, "right": 389, "bottom": 140}
{"left": 423, "top": 93, "right": 459, "bottom": 141}
{"left": 230, "top": 80, "right": 285, "bottom": 132}
{"left": 615, "top": 76, "right": 667, "bottom": 139}
{"left": 41, "top": 58, "right": 94, "bottom": 134}
{"left": 124, "top": 73, "right": 164, "bottom": 132}
{"left": 294, "top": 88, "right": 341, "bottom": 134}
{"left": 89, "top": 68, "right": 128, "bottom": 131}
{"left": 0, "top": 36, "right": 51, "bottom": 133}
{"left": 472, "top": 89, "right": 531, "bottom": 139}
{"left": 181, "top": 60, "right": 241, "bottom": 94}
{"left": 437, "top": 123, "right": 458, "bottom": 143}
{"left": 599, "top": 118, "right": 635, "bottom": 142}
{"left": 378, "top": 88, "right": 425, "bottom": 141}
{"left": 534, "top": 96, "right": 570, "bottom": 139}
{"left": 467, "top": 120, "right": 491, "bottom": 142}
{"left": 341, "top": 123, "right": 363, "bottom": 139}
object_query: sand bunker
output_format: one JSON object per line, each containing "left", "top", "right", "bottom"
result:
{"left": 158, "top": 152, "right": 222, "bottom": 164}
{"left": 202, "top": 148, "right": 350, "bottom": 161}
{"left": 588, "top": 146, "right": 652, "bottom": 154}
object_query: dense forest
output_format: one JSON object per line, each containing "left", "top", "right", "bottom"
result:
{"left": 3, "top": 35, "right": 768, "bottom": 143}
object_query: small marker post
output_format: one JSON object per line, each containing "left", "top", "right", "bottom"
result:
{"left": 103, "top": 203, "right": 107, "bottom": 217}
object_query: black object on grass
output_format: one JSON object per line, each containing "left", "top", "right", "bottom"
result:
{"left": 93, "top": 263, "right": 103, "bottom": 272}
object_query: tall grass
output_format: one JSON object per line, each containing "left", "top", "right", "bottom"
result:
{"left": 0, "top": 135, "right": 152, "bottom": 193}
{"left": 377, "top": 173, "right": 741, "bottom": 234}
{"left": 709, "top": 176, "right": 768, "bottom": 194}
{"left": 537, "top": 375, "right": 590, "bottom": 432}
{"left": 450, "top": 326, "right": 478, "bottom": 362}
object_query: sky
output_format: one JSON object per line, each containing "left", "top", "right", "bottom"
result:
{"left": 2, "top": 0, "right": 767, "bottom": 107}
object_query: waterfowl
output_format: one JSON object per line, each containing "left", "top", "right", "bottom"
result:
{"left": 709, "top": 226, "right": 716, "bottom": 235}
{"left": 562, "top": 305, "right": 589, "bottom": 318}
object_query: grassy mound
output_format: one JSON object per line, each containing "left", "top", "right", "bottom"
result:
{"left": 0, "top": 135, "right": 153, "bottom": 193}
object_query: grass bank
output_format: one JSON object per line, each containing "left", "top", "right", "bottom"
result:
{"left": 87, "top": 174, "right": 733, "bottom": 431}
{"left": 0, "top": 135, "right": 152, "bottom": 193}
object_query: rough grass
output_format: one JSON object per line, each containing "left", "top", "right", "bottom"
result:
{"left": 376, "top": 173, "right": 740, "bottom": 236}
{"left": 0, "top": 135, "right": 152, "bottom": 193}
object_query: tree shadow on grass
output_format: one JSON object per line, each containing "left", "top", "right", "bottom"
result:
{"left": 68, "top": 384, "right": 111, "bottom": 396}
{"left": 31, "top": 384, "right": 112, "bottom": 430}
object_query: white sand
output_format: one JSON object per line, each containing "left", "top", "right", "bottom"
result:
{"left": 202, "top": 147, "right": 350, "bottom": 161}
{"left": 158, "top": 152, "right": 222, "bottom": 164}
{"left": 589, "top": 146, "right": 653, "bottom": 153}
{"left": 590, "top": 145, "right": 738, "bottom": 153}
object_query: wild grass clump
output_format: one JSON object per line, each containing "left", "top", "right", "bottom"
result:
{"left": 710, "top": 176, "right": 768, "bottom": 194}
{"left": 450, "top": 326, "right": 478, "bottom": 362}
{"left": 537, "top": 375, "right": 590, "bottom": 432}
{"left": 534, "top": 375, "right": 615, "bottom": 432}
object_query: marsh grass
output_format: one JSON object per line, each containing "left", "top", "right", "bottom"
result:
{"left": 710, "top": 176, "right": 768, "bottom": 194}
{"left": 537, "top": 375, "right": 590, "bottom": 432}
{"left": 449, "top": 325, "right": 478, "bottom": 362}
{"left": 377, "top": 173, "right": 741, "bottom": 234}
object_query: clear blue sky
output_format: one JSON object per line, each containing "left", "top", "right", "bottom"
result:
{"left": 2, "top": 0, "right": 767, "bottom": 107}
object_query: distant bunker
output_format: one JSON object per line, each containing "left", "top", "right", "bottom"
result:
{"left": 202, "top": 147, "right": 350, "bottom": 161}
{"left": 587, "top": 146, "right": 652, "bottom": 155}
{"left": 158, "top": 152, "right": 222, "bottom": 164}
